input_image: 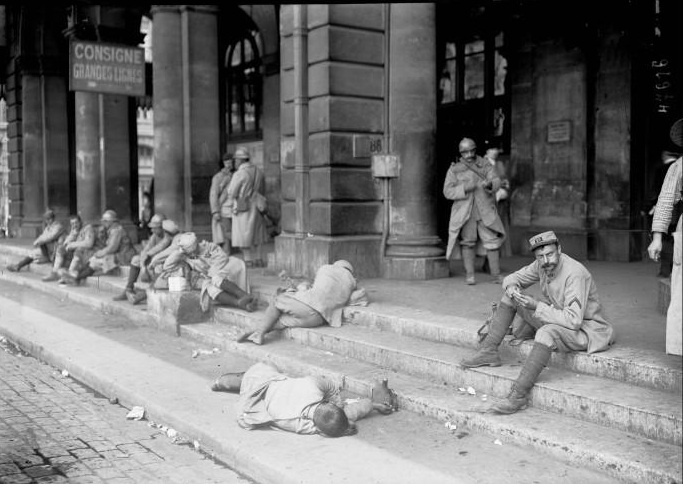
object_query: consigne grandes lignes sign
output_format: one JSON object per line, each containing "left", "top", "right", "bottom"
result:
{"left": 69, "top": 40, "right": 145, "bottom": 96}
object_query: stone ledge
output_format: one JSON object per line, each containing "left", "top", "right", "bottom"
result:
{"left": 146, "top": 290, "right": 211, "bottom": 336}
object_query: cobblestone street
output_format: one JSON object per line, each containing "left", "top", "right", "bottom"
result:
{"left": 0, "top": 339, "right": 252, "bottom": 484}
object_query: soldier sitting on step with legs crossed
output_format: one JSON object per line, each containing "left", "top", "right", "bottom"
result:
{"left": 42, "top": 214, "right": 96, "bottom": 282}
{"left": 6, "top": 209, "right": 65, "bottom": 273}
{"left": 60, "top": 209, "right": 136, "bottom": 285}
{"left": 461, "top": 231, "right": 615, "bottom": 414}
{"left": 112, "top": 215, "right": 179, "bottom": 304}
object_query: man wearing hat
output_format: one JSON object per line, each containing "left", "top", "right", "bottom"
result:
{"left": 648, "top": 117, "right": 683, "bottom": 356}
{"left": 210, "top": 152, "right": 234, "bottom": 254}
{"left": 42, "top": 214, "right": 97, "bottom": 282}
{"left": 64, "top": 209, "right": 136, "bottom": 285}
{"left": 6, "top": 209, "right": 65, "bottom": 273}
{"left": 160, "top": 232, "right": 255, "bottom": 312}
{"left": 227, "top": 146, "right": 269, "bottom": 267}
{"left": 461, "top": 231, "right": 614, "bottom": 414}
{"left": 443, "top": 137, "right": 506, "bottom": 285}
{"left": 113, "top": 215, "right": 179, "bottom": 304}
{"left": 236, "top": 260, "right": 367, "bottom": 346}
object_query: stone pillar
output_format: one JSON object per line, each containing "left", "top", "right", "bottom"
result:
{"left": 275, "top": 4, "right": 385, "bottom": 278}
{"left": 383, "top": 3, "right": 448, "bottom": 279}
{"left": 68, "top": 6, "right": 140, "bottom": 231}
{"left": 152, "top": 5, "right": 220, "bottom": 234}
{"left": 7, "top": 6, "right": 71, "bottom": 237}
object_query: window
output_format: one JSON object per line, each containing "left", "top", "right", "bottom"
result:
{"left": 226, "top": 31, "right": 262, "bottom": 136}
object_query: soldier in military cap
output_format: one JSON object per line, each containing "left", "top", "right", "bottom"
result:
{"left": 461, "top": 230, "right": 614, "bottom": 414}
{"left": 443, "top": 138, "right": 506, "bottom": 285}
{"left": 62, "top": 209, "right": 136, "bottom": 285}
{"left": 6, "top": 209, "right": 65, "bottom": 273}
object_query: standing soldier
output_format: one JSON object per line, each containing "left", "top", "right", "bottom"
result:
{"left": 210, "top": 152, "right": 234, "bottom": 254}
{"left": 42, "top": 215, "right": 95, "bottom": 282}
{"left": 6, "top": 209, "right": 65, "bottom": 273}
{"left": 443, "top": 138, "right": 506, "bottom": 285}
{"left": 228, "top": 146, "right": 269, "bottom": 267}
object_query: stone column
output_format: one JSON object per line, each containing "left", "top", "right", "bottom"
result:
{"left": 383, "top": 3, "right": 448, "bottom": 279}
{"left": 74, "top": 92, "right": 102, "bottom": 222}
{"left": 152, "top": 5, "right": 220, "bottom": 234}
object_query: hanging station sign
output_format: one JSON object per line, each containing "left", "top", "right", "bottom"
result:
{"left": 69, "top": 40, "right": 145, "bottom": 96}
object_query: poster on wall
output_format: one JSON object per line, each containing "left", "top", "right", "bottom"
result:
{"left": 69, "top": 40, "right": 145, "bottom": 96}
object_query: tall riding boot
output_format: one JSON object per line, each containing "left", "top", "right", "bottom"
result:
{"left": 75, "top": 266, "right": 96, "bottom": 284}
{"left": 214, "top": 291, "right": 255, "bottom": 312}
{"left": 37, "top": 244, "right": 50, "bottom": 263}
{"left": 461, "top": 302, "right": 516, "bottom": 368}
{"left": 114, "top": 266, "right": 140, "bottom": 301}
{"left": 220, "top": 279, "right": 256, "bottom": 311}
{"left": 462, "top": 247, "right": 476, "bottom": 285}
{"left": 236, "top": 304, "right": 281, "bottom": 346}
{"left": 486, "top": 249, "right": 502, "bottom": 284}
{"left": 490, "top": 342, "right": 552, "bottom": 414}
{"left": 7, "top": 256, "right": 33, "bottom": 272}
{"left": 211, "top": 372, "right": 245, "bottom": 393}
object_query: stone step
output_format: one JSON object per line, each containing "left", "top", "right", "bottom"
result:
{"left": 0, "top": 264, "right": 681, "bottom": 483}
{"left": 180, "top": 321, "right": 682, "bottom": 484}
{"left": 2, "top": 245, "right": 680, "bottom": 397}
{"left": 212, "top": 309, "right": 682, "bottom": 446}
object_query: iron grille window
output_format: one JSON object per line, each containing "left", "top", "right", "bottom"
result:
{"left": 226, "top": 31, "right": 262, "bottom": 136}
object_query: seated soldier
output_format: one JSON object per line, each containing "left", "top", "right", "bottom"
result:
{"left": 236, "top": 260, "right": 367, "bottom": 346}
{"left": 211, "top": 362, "right": 393, "bottom": 437}
{"left": 58, "top": 225, "right": 107, "bottom": 285}
{"left": 42, "top": 215, "right": 95, "bottom": 282}
{"left": 6, "top": 209, "right": 65, "bottom": 273}
{"left": 161, "top": 232, "right": 256, "bottom": 312}
{"left": 112, "top": 215, "right": 179, "bottom": 303}
{"left": 62, "top": 209, "right": 136, "bottom": 285}
{"left": 461, "top": 231, "right": 615, "bottom": 414}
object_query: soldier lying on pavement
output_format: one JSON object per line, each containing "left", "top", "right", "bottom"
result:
{"left": 160, "top": 232, "right": 256, "bottom": 312}
{"left": 6, "top": 209, "right": 65, "bottom": 273}
{"left": 211, "top": 362, "right": 393, "bottom": 437}
{"left": 235, "top": 260, "right": 368, "bottom": 346}
{"left": 60, "top": 209, "right": 136, "bottom": 285}
{"left": 112, "top": 216, "right": 179, "bottom": 305}
{"left": 461, "top": 231, "right": 615, "bottom": 414}
{"left": 42, "top": 215, "right": 96, "bottom": 282}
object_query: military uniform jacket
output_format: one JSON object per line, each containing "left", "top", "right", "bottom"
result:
{"left": 502, "top": 253, "right": 614, "bottom": 354}
{"left": 292, "top": 264, "right": 358, "bottom": 328}
{"left": 443, "top": 156, "right": 505, "bottom": 259}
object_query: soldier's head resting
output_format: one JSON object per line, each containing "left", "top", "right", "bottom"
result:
{"left": 333, "top": 259, "right": 355, "bottom": 276}
{"left": 458, "top": 138, "right": 477, "bottom": 162}
{"left": 176, "top": 232, "right": 199, "bottom": 255}
{"left": 313, "top": 402, "right": 353, "bottom": 438}
{"left": 162, "top": 219, "right": 180, "bottom": 236}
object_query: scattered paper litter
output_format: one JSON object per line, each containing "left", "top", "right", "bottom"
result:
{"left": 192, "top": 348, "right": 219, "bottom": 358}
{"left": 493, "top": 439, "right": 503, "bottom": 446}
{"left": 61, "top": 369, "right": 69, "bottom": 377}
{"left": 444, "top": 421, "right": 457, "bottom": 431}
{"left": 458, "top": 387, "right": 466, "bottom": 393}
{"left": 481, "top": 394, "right": 488, "bottom": 402}
{"left": 166, "top": 428, "right": 178, "bottom": 439}
{"left": 466, "top": 386, "right": 476, "bottom": 395}
{"left": 126, "top": 406, "right": 146, "bottom": 421}
{"left": 193, "top": 440, "right": 201, "bottom": 451}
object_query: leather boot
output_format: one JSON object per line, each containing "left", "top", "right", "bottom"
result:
{"left": 236, "top": 304, "right": 281, "bottom": 345}
{"left": 75, "top": 266, "right": 96, "bottom": 284}
{"left": 462, "top": 247, "right": 476, "bottom": 285}
{"left": 42, "top": 271, "right": 60, "bottom": 282}
{"left": 126, "top": 265, "right": 141, "bottom": 291}
{"left": 211, "top": 372, "right": 245, "bottom": 393}
{"left": 489, "top": 342, "right": 552, "bottom": 414}
{"left": 487, "top": 249, "right": 503, "bottom": 284}
{"left": 461, "top": 302, "right": 516, "bottom": 368}
{"left": 7, "top": 256, "right": 33, "bottom": 272}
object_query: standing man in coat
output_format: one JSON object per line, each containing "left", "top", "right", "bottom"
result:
{"left": 228, "top": 147, "right": 268, "bottom": 267}
{"left": 461, "top": 231, "right": 614, "bottom": 414}
{"left": 443, "top": 138, "right": 506, "bottom": 284}
{"left": 6, "top": 209, "right": 65, "bottom": 273}
{"left": 210, "top": 152, "right": 234, "bottom": 254}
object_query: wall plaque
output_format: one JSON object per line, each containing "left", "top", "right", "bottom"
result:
{"left": 547, "top": 121, "right": 572, "bottom": 143}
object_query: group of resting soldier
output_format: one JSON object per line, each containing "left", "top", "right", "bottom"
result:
{"left": 6, "top": 217, "right": 616, "bottom": 437}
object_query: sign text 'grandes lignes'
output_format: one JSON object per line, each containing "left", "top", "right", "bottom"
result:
{"left": 69, "top": 40, "right": 145, "bottom": 96}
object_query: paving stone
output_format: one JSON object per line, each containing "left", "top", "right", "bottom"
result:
{"left": 23, "top": 465, "right": 56, "bottom": 478}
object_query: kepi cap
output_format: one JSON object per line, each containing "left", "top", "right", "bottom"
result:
{"left": 162, "top": 219, "right": 179, "bottom": 235}
{"left": 233, "top": 147, "right": 250, "bottom": 160}
{"left": 101, "top": 210, "right": 118, "bottom": 222}
{"left": 529, "top": 231, "right": 559, "bottom": 251}
{"left": 148, "top": 214, "right": 165, "bottom": 228}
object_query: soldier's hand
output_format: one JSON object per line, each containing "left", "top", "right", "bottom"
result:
{"left": 212, "top": 213, "right": 221, "bottom": 222}
{"left": 373, "top": 402, "right": 394, "bottom": 415}
{"left": 647, "top": 234, "right": 663, "bottom": 262}
{"left": 505, "top": 284, "right": 521, "bottom": 300}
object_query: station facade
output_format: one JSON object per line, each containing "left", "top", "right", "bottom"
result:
{"left": 1, "top": 2, "right": 681, "bottom": 278}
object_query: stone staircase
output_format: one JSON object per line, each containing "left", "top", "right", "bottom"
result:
{"left": 0, "top": 243, "right": 681, "bottom": 484}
